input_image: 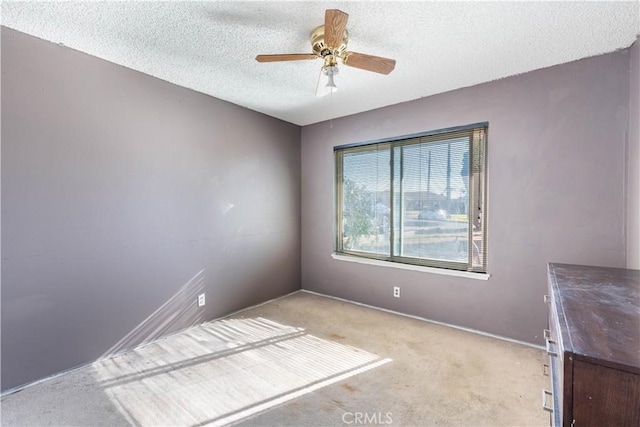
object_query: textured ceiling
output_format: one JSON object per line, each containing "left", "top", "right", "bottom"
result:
{"left": 2, "top": 1, "right": 639, "bottom": 126}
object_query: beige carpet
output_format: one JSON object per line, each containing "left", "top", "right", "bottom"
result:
{"left": 1, "top": 291, "right": 550, "bottom": 426}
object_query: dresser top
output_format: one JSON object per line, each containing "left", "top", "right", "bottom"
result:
{"left": 548, "top": 263, "right": 640, "bottom": 373}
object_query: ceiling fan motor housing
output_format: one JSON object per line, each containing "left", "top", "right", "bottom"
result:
{"left": 311, "top": 25, "right": 349, "bottom": 58}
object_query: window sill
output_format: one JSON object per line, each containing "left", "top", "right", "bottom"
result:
{"left": 331, "top": 253, "right": 490, "bottom": 280}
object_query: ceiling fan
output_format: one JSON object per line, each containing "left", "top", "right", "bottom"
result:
{"left": 255, "top": 9, "right": 396, "bottom": 97}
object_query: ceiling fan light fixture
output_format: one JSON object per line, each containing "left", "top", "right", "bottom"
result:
{"left": 316, "top": 65, "right": 339, "bottom": 97}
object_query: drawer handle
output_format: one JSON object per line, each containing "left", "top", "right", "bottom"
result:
{"left": 544, "top": 294, "right": 551, "bottom": 303}
{"left": 542, "top": 389, "right": 554, "bottom": 413}
{"left": 543, "top": 328, "right": 551, "bottom": 339}
{"left": 545, "top": 336, "right": 558, "bottom": 357}
{"left": 543, "top": 363, "right": 550, "bottom": 376}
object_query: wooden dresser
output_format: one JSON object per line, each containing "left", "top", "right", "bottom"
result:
{"left": 544, "top": 263, "right": 640, "bottom": 427}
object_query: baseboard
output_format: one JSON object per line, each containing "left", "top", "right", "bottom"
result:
{"left": 300, "top": 289, "right": 545, "bottom": 351}
{"left": 1, "top": 362, "right": 91, "bottom": 397}
{"left": 219, "top": 289, "right": 303, "bottom": 320}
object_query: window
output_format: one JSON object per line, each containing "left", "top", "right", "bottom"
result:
{"left": 335, "top": 123, "right": 487, "bottom": 273}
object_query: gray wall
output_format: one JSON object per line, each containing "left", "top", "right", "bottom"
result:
{"left": 628, "top": 39, "right": 640, "bottom": 269}
{"left": 301, "top": 49, "right": 630, "bottom": 345}
{"left": 1, "top": 28, "right": 301, "bottom": 391}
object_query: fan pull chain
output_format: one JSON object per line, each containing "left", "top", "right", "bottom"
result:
{"left": 330, "top": 88, "right": 334, "bottom": 129}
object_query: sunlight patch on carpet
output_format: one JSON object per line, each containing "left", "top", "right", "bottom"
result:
{"left": 92, "top": 317, "right": 391, "bottom": 426}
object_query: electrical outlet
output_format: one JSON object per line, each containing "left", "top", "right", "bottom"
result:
{"left": 198, "top": 293, "right": 206, "bottom": 307}
{"left": 393, "top": 286, "right": 400, "bottom": 298}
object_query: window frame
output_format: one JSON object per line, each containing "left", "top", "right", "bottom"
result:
{"left": 334, "top": 122, "right": 488, "bottom": 273}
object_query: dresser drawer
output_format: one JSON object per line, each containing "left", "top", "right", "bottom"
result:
{"left": 544, "top": 293, "right": 564, "bottom": 427}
